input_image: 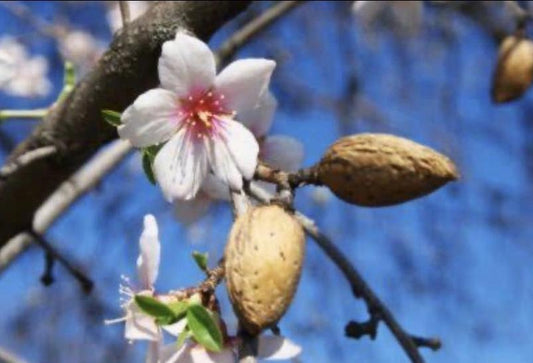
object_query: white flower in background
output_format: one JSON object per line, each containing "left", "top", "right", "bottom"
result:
{"left": 352, "top": 1, "right": 423, "bottom": 36}
{"left": 106, "top": 215, "right": 184, "bottom": 339}
{"left": 0, "top": 36, "right": 51, "bottom": 97}
{"left": 59, "top": 30, "right": 104, "bottom": 72}
{"left": 159, "top": 335, "right": 302, "bottom": 363}
{"left": 118, "top": 31, "right": 275, "bottom": 202}
{"left": 107, "top": 1, "right": 149, "bottom": 32}
{"left": 174, "top": 91, "right": 304, "bottom": 225}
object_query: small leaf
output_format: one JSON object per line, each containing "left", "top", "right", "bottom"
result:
{"left": 186, "top": 304, "right": 223, "bottom": 352}
{"left": 176, "top": 326, "right": 191, "bottom": 350}
{"left": 192, "top": 251, "right": 208, "bottom": 272}
{"left": 142, "top": 151, "right": 157, "bottom": 185}
{"left": 168, "top": 301, "right": 189, "bottom": 319}
{"left": 63, "top": 61, "right": 76, "bottom": 89}
{"left": 102, "top": 109, "right": 122, "bottom": 127}
{"left": 134, "top": 295, "right": 175, "bottom": 319}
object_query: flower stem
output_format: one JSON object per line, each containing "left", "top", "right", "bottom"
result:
{"left": 0, "top": 109, "right": 48, "bottom": 121}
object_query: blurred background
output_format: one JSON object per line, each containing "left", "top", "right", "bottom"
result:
{"left": 1, "top": 1, "right": 533, "bottom": 362}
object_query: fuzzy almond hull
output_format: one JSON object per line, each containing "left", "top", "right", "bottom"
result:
{"left": 317, "top": 133, "right": 459, "bottom": 207}
{"left": 491, "top": 35, "right": 533, "bottom": 103}
{"left": 224, "top": 205, "right": 305, "bottom": 335}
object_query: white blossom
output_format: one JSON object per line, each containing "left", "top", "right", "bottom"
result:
{"left": 0, "top": 36, "right": 51, "bottom": 97}
{"left": 118, "top": 31, "right": 276, "bottom": 202}
{"left": 158, "top": 335, "right": 302, "bottom": 363}
{"left": 174, "top": 91, "right": 304, "bottom": 225}
{"left": 352, "top": 1, "right": 423, "bottom": 36}
{"left": 59, "top": 30, "right": 104, "bottom": 72}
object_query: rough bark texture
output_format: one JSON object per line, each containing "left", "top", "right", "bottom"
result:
{"left": 0, "top": 1, "right": 250, "bottom": 246}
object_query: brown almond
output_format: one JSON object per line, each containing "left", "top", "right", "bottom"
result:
{"left": 224, "top": 205, "right": 305, "bottom": 335}
{"left": 492, "top": 35, "right": 533, "bottom": 103}
{"left": 317, "top": 133, "right": 458, "bottom": 207}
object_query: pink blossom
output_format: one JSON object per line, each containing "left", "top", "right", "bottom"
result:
{"left": 119, "top": 32, "right": 276, "bottom": 202}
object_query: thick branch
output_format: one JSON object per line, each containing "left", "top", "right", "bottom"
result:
{"left": 0, "top": 1, "right": 251, "bottom": 247}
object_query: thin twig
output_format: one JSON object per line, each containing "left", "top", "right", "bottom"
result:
{"left": 0, "top": 346, "right": 30, "bottom": 363}
{"left": 0, "top": 1, "right": 65, "bottom": 39}
{"left": 118, "top": 1, "right": 131, "bottom": 26}
{"left": 28, "top": 229, "right": 93, "bottom": 293}
{"left": 246, "top": 183, "right": 438, "bottom": 363}
{"left": 0, "top": 146, "right": 57, "bottom": 180}
{"left": 0, "top": 140, "right": 132, "bottom": 274}
{"left": 0, "top": 109, "right": 48, "bottom": 121}
{"left": 216, "top": 1, "right": 305, "bottom": 65}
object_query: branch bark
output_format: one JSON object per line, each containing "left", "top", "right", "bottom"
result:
{"left": 0, "top": 1, "right": 251, "bottom": 247}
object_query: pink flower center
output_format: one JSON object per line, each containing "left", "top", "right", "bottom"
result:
{"left": 179, "top": 90, "right": 232, "bottom": 140}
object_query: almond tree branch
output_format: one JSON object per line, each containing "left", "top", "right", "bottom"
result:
{"left": 0, "top": 140, "right": 132, "bottom": 274}
{"left": 0, "top": 146, "right": 57, "bottom": 180}
{"left": 118, "top": 1, "right": 131, "bottom": 26}
{"left": 0, "top": 1, "right": 251, "bottom": 248}
{"left": 0, "top": 0, "right": 305, "bottom": 275}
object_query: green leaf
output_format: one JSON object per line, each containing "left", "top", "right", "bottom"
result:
{"left": 192, "top": 251, "right": 208, "bottom": 272}
{"left": 102, "top": 109, "right": 122, "bottom": 127}
{"left": 134, "top": 295, "right": 175, "bottom": 320}
{"left": 142, "top": 151, "right": 157, "bottom": 185}
{"left": 176, "top": 326, "right": 191, "bottom": 350}
{"left": 186, "top": 304, "right": 223, "bottom": 352}
{"left": 63, "top": 61, "right": 76, "bottom": 89}
{"left": 168, "top": 301, "right": 189, "bottom": 320}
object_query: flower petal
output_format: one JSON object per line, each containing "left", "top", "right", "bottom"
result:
{"left": 209, "top": 133, "right": 242, "bottom": 192}
{"left": 136, "top": 214, "right": 160, "bottom": 289}
{"left": 153, "top": 129, "right": 209, "bottom": 201}
{"left": 159, "top": 342, "right": 191, "bottom": 363}
{"left": 201, "top": 173, "right": 231, "bottom": 201}
{"left": 118, "top": 88, "right": 180, "bottom": 147}
{"left": 162, "top": 318, "right": 188, "bottom": 336}
{"left": 260, "top": 135, "right": 304, "bottom": 172}
{"left": 146, "top": 340, "right": 161, "bottom": 363}
{"left": 215, "top": 59, "right": 275, "bottom": 115}
{"left": 174, "top": 192, "right": 213, "bottom": 226}
{"left": 221, "top": 119, "right": 259, "bottom": 180}
{"left": 190, "top": 346, "right": 235, "bottom": 363}
{"left": 237, "top": 91, "right": 277, "bottom": 138}
{"left": 124, "top": 302, "right": 160, "bottom": 341}
{"left": 158, "top": 32, "right": 216, "bottom": 97}
{"left": 257, "top": 336, "right": 302, "bottom": 360}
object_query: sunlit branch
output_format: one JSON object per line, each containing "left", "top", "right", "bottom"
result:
{"left": 118, "top": 1, "right": 131, "bottom": 26}
{"left": 0, "top": 146, "right": 57, "bottom": 181}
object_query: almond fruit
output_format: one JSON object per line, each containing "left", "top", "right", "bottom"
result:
{"left": 224, "top": 205, "right": 305, "bottom": 335}
{"left": 317, "top": 133, "right": 458, "bottom": 207}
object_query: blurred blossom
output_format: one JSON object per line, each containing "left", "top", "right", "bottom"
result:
{"left": 0, "top": 36, "right": 51, "bottom": 97}
{"left": 59, "top": 30, "right": 105, "bottom": 73}
{"left": 107, "top": 1, "right": 149, "bottom": 33}
{"left": 311, "top": 187, "right": 332, "bottom": 207}
{"left": 352, "top": 1, "right": 423, "bottom": 36}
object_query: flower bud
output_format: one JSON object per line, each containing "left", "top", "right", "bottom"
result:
{"left": 316, "top": 133, "right": 458, "bottom": 207}
{"left": 492, "top": 35, "right": 533, "bottom": 103}
{"left": 224, "top": 205, "right": 305, "bottom": 335}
